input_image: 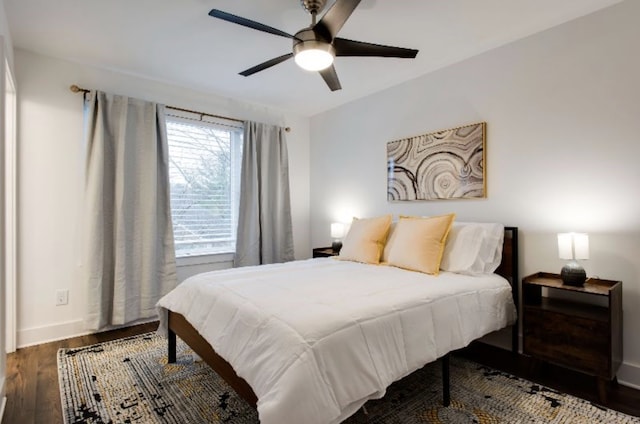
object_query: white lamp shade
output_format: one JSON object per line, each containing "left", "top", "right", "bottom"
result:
{"left": 573, "top": 233, "right": 589, "bottom": 259}
{"left": 557, "top": 233, "right": 589, "bottom": 260}
{"left": 331, "top": 222, "right": 345, "bottom": 239}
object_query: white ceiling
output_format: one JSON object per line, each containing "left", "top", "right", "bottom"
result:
{"left": 5, "top": 0, "right": 622, "bottom": 116}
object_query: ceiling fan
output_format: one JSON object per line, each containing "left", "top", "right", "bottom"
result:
{"left": 208, "top": 0, "right": 419, "bottom": 91}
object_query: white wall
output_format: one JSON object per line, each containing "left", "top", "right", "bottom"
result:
{"left": 310, "top": 1, "right": 640, "bottom": 387}
{"left": 14, "top": 49, "right": 311, "bottom": 347}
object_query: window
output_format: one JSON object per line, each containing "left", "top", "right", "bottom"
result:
{"left": 166, "top": 115, "right": 243, "bottom": 257}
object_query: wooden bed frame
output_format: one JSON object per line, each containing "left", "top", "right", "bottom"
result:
{"left": 167, "top": 226, "right": 519, "bottom": 410}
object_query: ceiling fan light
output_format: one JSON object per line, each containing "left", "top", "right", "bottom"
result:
{"left": 294, "top": 42, "right": 335, "bottom": 71}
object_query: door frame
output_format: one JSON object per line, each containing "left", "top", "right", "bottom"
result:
{"left": 4, "top": 54, "right": 17, "bottom": 354}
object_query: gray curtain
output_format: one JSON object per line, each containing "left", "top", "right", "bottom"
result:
{"left": 234, "top": 121, "right": 294, "bottom": 267}
{"left": 83, "top": 91, "right": 177, "bottom": 330}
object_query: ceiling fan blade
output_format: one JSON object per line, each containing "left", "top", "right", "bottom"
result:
{"left": 239, "top": 53, "right": 294, "bottom": 77}
{"left": 319, "top": 65, "right": 342, "bottom": 91}
{"left": 209, "top": 9, "right": 294, "bottom": 39}
{"left": 314, "top": 0, "right": 361, "bottom": 40}
{"left": 333, "top": 38, "right": 418, "bottom": 58}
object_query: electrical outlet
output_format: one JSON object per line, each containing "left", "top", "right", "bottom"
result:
{"left": 56, "top": 289, "right": 69, "bottom": 306}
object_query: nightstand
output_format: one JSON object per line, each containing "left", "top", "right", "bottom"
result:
{"left": 522, "top": 272, "right": 622, "bottom": 402}
{"left": 312, "top": 247, "right": 339, "bottom": 258}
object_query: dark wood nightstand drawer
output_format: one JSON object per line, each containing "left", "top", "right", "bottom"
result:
{"left": 523, "top": 307, "right": 610, "bottom": 376}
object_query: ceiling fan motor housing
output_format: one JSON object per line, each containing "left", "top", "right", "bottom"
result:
{"left": 293, "top": 27, "right": 334, "bottom": 54}
{"left": 293, "top": 27, "right": 335, "bottom": 71}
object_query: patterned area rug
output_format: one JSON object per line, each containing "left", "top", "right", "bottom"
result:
{"left": 58, "top": 332, "right": 640, "bottom": 423}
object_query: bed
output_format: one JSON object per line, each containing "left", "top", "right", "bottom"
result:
{"left": 157, "top": 224, "right": 519, "bottom": 424}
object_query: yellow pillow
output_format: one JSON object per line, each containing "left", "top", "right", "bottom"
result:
{"left": 338, "top": 215, "right": 392, "bottom": 264}
{"left": 387, "top": 214, "right": 456, "bottom": 275}
{"left": 381, "top": 221, "right": 397, "bottom": 263}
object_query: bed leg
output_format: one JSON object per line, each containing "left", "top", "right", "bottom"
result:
{"left": 168, "top": 328, "right": 177, "bottom": 363}
{"left": 442, "top": 353, "right": 450, "bottom": 407}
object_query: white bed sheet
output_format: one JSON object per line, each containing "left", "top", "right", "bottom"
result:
{"left": 157, "top": 258, "right": 516, "bottom": 424}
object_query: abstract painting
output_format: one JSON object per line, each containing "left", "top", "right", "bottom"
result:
{"left": 387, "top": 122, "right": 486, "bottom": 201}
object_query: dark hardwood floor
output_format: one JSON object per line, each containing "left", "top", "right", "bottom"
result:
{"left": 3, "top": 324, "right": 640, "bottom": 423}
{"left": 3, "top": 321, "right": 158, "bottom": 424}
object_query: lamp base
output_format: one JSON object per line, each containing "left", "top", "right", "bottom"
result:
{"left": 331, "top": 241, "right": 342, "bottom": 253}
{"left": 561, "top": 261, "right": 586, "bottom": 286}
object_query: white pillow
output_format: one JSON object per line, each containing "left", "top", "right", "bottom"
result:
{"left": 440, "top": 222, "right": 504, "bottom": 275}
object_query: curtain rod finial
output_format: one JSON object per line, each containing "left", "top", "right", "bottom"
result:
{"left": 70, "top": 84, "right": 90, "bottom": 94}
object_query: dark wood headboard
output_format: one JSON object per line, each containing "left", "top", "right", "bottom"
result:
{"left": 496, "top": 226, "right": 519, "bottom": 285}
{"left": 495, "top": 226, "right": 519, "bottom": 353}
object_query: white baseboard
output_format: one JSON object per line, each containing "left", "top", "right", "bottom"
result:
{"left": 618, "top": 361, "right": 640, "bottom": 390}
{"left": 17, "top": 317, "right": 159, "bottom": 349}
{"left": 18, "top": 319, "right": 90, "bottom": 348}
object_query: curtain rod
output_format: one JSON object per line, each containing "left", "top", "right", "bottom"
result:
{"left": 69, "top": 85, "right": 291, "bottom": 132}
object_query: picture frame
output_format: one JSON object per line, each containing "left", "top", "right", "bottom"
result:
{"left": 387, "top": 122, "right": 486, "bottom": 201}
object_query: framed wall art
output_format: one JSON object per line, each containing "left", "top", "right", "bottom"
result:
{"left": 387, "top": 122, "right": 486, "bottom": 201}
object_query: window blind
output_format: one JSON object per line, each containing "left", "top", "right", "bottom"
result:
{"left": 166, "top": 117, "right": 242, "bottom": 257}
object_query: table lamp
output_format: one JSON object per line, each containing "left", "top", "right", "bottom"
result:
{"left": 557, "top": 232, "right": 589, "bottom": 286}
{"left": 331, "top": 223, "right": 345, "bottom": 252}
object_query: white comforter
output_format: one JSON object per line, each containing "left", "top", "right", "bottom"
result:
{"left": 157, "top": 258, "right": 516, "bottom": 424}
